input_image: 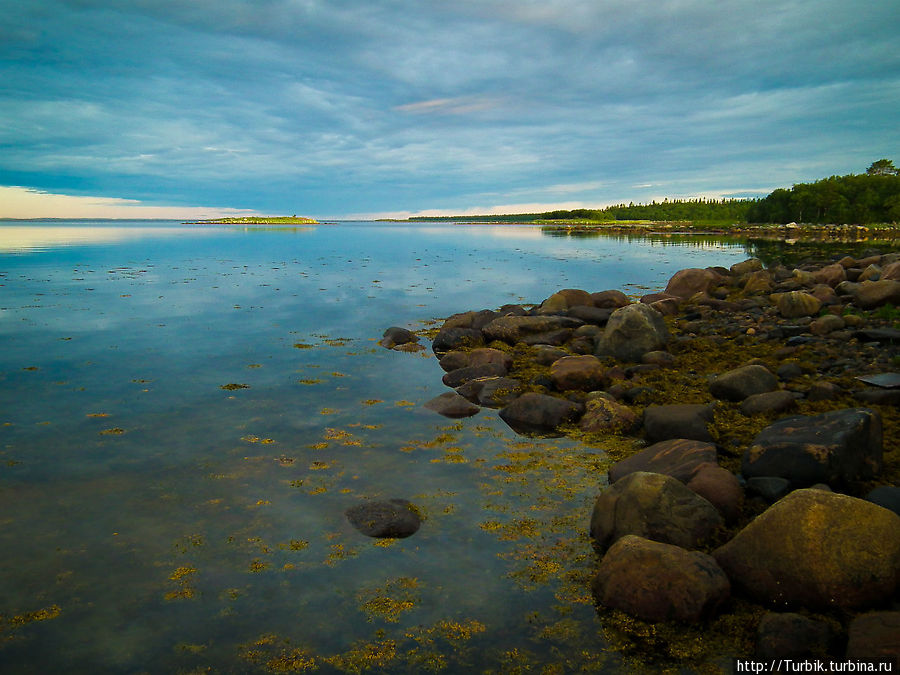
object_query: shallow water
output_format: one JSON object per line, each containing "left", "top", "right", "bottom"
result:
{"left": 0, "top": 221, "right": 752, "bottom": 673}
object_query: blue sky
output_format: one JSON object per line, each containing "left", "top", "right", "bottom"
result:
{"left": 1, "top": 0, "right": 898, "bottom": 219}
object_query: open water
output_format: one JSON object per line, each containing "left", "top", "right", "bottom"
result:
{"left": 0, "top": 221, "right": 752, "bottom": 673}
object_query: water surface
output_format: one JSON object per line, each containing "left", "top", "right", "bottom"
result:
{"left": 0, "top": 221, "right": 751, "bottom": 672}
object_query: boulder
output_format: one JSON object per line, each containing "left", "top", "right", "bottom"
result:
{"left": 846, "top": 612, "right": 900, "bottom": 661}
{"left": 665, "top": 268, "right": 721, "bottom": 299}
{"left": 809, "top": 314, "right": 845, "bottom": 336}
{"left": 550, "top": 355, "right": 607, "bottom": 392}
{"left": 438, "top": 347, "right": 512, "bottom": 373}
{"left": 642, "top": 404, "right": 715, "bottom": 443}
{"left": 608, "top": 438, "right": 718, "bottom": 484}
{"left": 865, "top": 485, "right": 900, "bottom": 517}
{"left": 441, "top": 362, "right": 508, "bottom": 388}
{"left": 498, "top": 392, "right": 582, "bottom": 435}
{"left": 423, "top": 391, "right": 480, "bottom": 418}
{"left": 591, "top": 290, "right": 630, "bottom": 308}
{"left": 431, "top": 326, "right": 483, "bottom": 355}
{"left": 756, "top": 612, "right": 831, "bottom": 661}
{"left": 591, "top": 535, "right": 730, "bottom": 623}
{"left": 531, "top": 345, "right": 569, "bottom": 365}
{"left": 742, "top": 408, "right": 883, "bottom": 487}
{"left": 730, "top": 258, "right": 764, "bottom": 276}
{"left": 345, "top": 499, "right": 422, "bottom": 538}
{"left": 743, "top": 270, "right": 774, "bottom": 294}
{"left": 857, "top": 263, "right": 882, "bottom": 282}
{"left": 595, "top": 303, "right": 670, "bottom": 362}
{"left": 566, "top": 305, "right": 613, "bottom": 325}
{"left": 538, "top": 288, "right": 592, "bottom": 314}
{"left": 710, "top": 364, "right": 777, "bottom": 402}
{"left": 578, "top": 397, "right": 640, "bottom": 434}
{"left": 380, "top": 326, "right": 419, "bottom": 349}
{"left": 590, "top": 471, "right": 723, "bottom": 551}
{"left": 746, "top": 476, "right": 791, "bottom": 502}
{"left": 852, "top": 279, "right": 900, "bottom": 309}
{"left": 686, "top": 463, "right": 744, "bottom": 522}
{"left": 882, "top": 260, "right": 900, "bottom": 280}
{"left": 482, "top": 315, "right": 582, "bottom": 344}
{"left": 773, "top": 291, "right": 821, "bottom": 318}
{"left": 474, "top": 377, "right": 523, "bottom": 408}
{"left": 739, "top": 390, "right": 799, "bottom": 416}
{"left": 712, "top": 489, "right": 900, "bottom": 610}
{"left": 813, "top": 262, "right": 846, "bottom": 287}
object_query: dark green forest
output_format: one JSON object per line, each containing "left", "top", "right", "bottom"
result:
{"left": 408, "top": 160, "right": 900, "bottom": 225}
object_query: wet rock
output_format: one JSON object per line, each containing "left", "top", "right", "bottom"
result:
{"left": 712, "top": 489, "right": 900, "bottom": 610}
{"left": 686, "top": 463, "right": 744, "bottom": 522}
{"left": 550, "top": 355, "right": 607, "bottom": 392}
{"left": 852, "top": 279, "right": 900, "bottom": 309}
{"left": 441, "top": 362, "right": 508, "bottom": 388}
{"left": 665, "top": 268, "right": 722, "bottom": 299}
{"left": 776, "top": 361, "right": 804, "bottom": 381}
{"left": 642, "top": 404, "right": 715, "bottom": 444}
{"left": 882, "top": 260, "right": 900, "bottom": 280}
{"left": 743, "top": 408, "right": 883, "bottom": 487}
{"left": 710, "top": 364, "right": 777, "bottom": 402}
{"left": 641, "top": 350, "right": 674, "bottom": 366}
{"left": 854, "top": 388, "right": 900, "bottom": 405}
{"left": 438, "top": 347, "right": 512, "bottom": 373}
{"left": 852, "top": 327, "right": 900, "bottom": 343}
{"left": 809, "top": 314, "right": 845, "bottom": 336}
{"left": 858, "top": 263, "right": 882, "bottom": 282}
{"left": 746, "top": 476, "right": 791, "bottom": 503}
{"left": 756, "top": 612, "right": 831, "bottom": 661}
{"left": 482, "top": 315, "right": 582, "bottom": 344}
{"left": 531, "top": 345, "right": 569, "bottom": 365}
{"left": 474, "top": 377, "right": 523, "bottom": 408}
{"left": 537, "top": 288, "right": 592, "bottom": 314}
{"left": 566, "top": 305, "right": 612, "bottom": 325}
{"left": 591, "top": 535, "right": 730, "bottom": 623}
{"left": 773, "top": 291, "right": 821, "bottom": 318}
{"left": 345, "top": 499, "right": 422, "bottom": 538}
{"left": 806, "top": 382, "right": 844, "bottom": 401}
{"left": 579, "top": 397, "right": 640, "bottom": 434}
{"left": 730, "top": 258, "right": 764, "bottom": 276}
{"left": 743, "top": 270, "right": 775, "bottom": 294}
{"left": 813, "top": 262, "right": 846, "bottom": 287}
{"left": 431, "top": 326, "right": 483, "bottom": 355}
{"left": 498, "top": 392, "right": 582, "bottom": 435}
{"left": 739, "top": 390, "right": 799, "bottom": 416}
{"left": 380, "top": 326, "right": 420, "bottom": 350}
{"left": 423, "top": 391, "right": 481, "bottom": 418}
{"left": 595, "top": 303, "right": 671, "bottom": 362}
{"left": 590, "top": 289, "right": 630, "bottom": 308}
{"left": 846, "top": 612, "right": 900, "bottom": 661}
{"left": 608, "top": 438, "right": 718, "bottom": 484}
{"left": 590, "top": 472, "right": 724, "bottom": 551}
{"left": 649, "top": 298, "right": 680, "bottom": 316}
{"left": 865, "top": 485, "right": 900, "bottom": 517}
{"left": 809, "top": 283, "right": 839, "bottom": 306}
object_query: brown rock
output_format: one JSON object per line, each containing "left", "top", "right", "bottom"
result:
{"left": 713, "top": 489, "right": 900, "bottom": 610}
{"left": 813, "top": 262, "right": 847, "bottom": 287}
{"left": 579, "top": 397, "right": 640, "bottom": 434}
{"left": 592, "top": 535, "right": 730, "bottom": 622}
{"left": 549, "top": 355, "right": 607, "bottom": 392}
{"left": 686, "top": 463, "right": 744, "bottom": 522}
{"left": 665, "top": 268, "right": 721, "bottom": 299}
{"left": 846, "top": 612, "right": 900, "bottom": 661}
{"left": 591, "top": 289, "right": 630, "bottom": 308}
{"left": 773, "top": 291, "right": 822, "bottom": 318}
{"left": 608, "top": 438, "right": 718, "bottom": 484}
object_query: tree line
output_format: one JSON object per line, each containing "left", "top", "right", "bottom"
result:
{"left": 745, "top": 160, "right": 900, "bottom": 224}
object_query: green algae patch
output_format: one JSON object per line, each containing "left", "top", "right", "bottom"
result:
{"left": 220, "top": 383, "right": 250, "bottom": 391}
{"left": 357, "top": 577, "right": 421, "bottom": 623}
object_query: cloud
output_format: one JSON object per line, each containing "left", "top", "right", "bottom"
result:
{"left": 1, "top": 0, "right": 897, "bottom": 217}
{"left": 0, "top": 186, "right": 259, "bottom": 219}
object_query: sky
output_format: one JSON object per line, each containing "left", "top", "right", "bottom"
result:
{"left": 1, "top": 1, "right": 898, "bottom": 220}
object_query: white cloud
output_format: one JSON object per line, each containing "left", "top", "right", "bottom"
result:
{"left": 0, "top": 186, "right": 260, "bottom": 219}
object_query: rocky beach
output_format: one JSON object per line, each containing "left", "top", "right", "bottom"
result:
{"left": 384, "top": 249, "right": 900, "bottom": 667}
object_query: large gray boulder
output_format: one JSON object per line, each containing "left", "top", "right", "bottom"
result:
{"left": 589, "top": 471, "right": 723, "bottom": 551}
{"left": 742, "top": 408, "right": 882, "bottom": 487}
{"left": 595, "top": 303, "right": 670, "bottom": 362}
{"left": 713, "top": 489, "right": 900, "bottom": 610}
{"left": 591, "top": 535, "right": 730, "bottom": 623}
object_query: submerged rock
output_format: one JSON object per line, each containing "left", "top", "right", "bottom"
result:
{"left": 423, "top": 391, "right": 480, "bottom": 418}
{"left": 498, "top": 392, "right": 582, "bottom": 435}
{"left": 345, "top": 499, "right": 422, "bottom": 538}
{"left": 592, "top": 535, "right": 730, "bottom": 623}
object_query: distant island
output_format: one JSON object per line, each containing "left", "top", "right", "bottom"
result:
{"left": 185, "top": 215, "right": 319, "bottom": 224}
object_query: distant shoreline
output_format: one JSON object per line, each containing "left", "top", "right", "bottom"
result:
{"left": 183, "top": 216, "right": 319, "bottom": 225}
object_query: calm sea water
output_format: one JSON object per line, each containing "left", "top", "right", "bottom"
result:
{"left": 0, "top": 221, "right": 751, "bottom": 673}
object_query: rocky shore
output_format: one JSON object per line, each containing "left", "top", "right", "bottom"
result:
{"left": 382, "top": 250, "right": 900, "bottom": 666}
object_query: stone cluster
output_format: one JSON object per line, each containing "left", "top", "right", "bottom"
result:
{"left": 384, "top": 249, "right": 900, "bottom": 662}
